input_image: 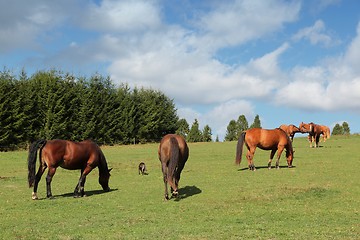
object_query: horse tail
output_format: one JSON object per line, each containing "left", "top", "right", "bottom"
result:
{"left": 167, "top": 137, "right": 179, "bottom": 184}
{"left": 326, "top": 127, "right": 331, "bottom": 139}
{"left": 27, "top": 139, "right": 46, "bottom": 187}
{"left": 235, "top": 132, "right": 246, "bottom": 165}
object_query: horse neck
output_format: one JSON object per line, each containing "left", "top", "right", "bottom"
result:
{"left": 98, "top": 151, "right": 109, "bottom": 176}
{"left": 285, "top": 140, "right": 293, "bottom": 156}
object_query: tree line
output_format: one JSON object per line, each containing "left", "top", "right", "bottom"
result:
{"left": 331, "top": 122, "right": 350, "bottom": 135}
{"left": 0, "top": 69, "right": 182, "bottom": 149}
{"left": 224, "top": 114, "right": 262, "bottom": 141}
{"left": 0, "top": 69, "right": 217, "bottom": 150}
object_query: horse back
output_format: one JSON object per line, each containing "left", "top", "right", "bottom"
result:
{"left": 246, "top": 128, "right": 289, "bottom": 150}
{"left": 42, "top": 139, "right": 101, "bottom": 170}
{"left": 158, "top": 134, "right": 188, "bottom": 163}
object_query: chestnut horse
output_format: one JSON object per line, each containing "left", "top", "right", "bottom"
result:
{"left": 158, "top": 134, "right": 189, "bottom": 200}
{"left": 299, "top": 122, "right": 323, "bottom": 148}
{"left": 279, "top": 124, "right": 301, "bottom": 141}
{"left": 28, "top": 139, "right": 111, "bottom": 200}
{"left": 319, "top": 125, "right": 331, "bottom": 142}
{"left": 235, "top": 128, "right": 294, "bottom": 171}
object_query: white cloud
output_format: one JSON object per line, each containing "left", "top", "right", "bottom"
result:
{"left": 178, "top": 100, "right": 255, "bottom": 141}
{"left": 0, "top": 0, "right": 75, "bottom": 52}
{"left": 344, "top": 22, "right": 360, "bottom": 72}
{"left": 194, "top": 0, "right": 300, "bottom": 51}
{"left": 274, "top": 23, "right": 360, "bottom": 112}
{"left": 292, "top": 19, "right": 338, "bottom": 47}
{"left": 80, "top": 0, "right": 161, "bottom": 32}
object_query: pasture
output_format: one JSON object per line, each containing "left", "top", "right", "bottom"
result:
{"left": 0, "top": 136, "right": 359, "bottom": 239}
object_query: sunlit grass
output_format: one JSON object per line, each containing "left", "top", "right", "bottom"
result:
{"left": 0, "top": 136, "right": 359, "bottom": 239}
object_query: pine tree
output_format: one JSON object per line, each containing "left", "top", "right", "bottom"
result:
{"left": 225, "top": 120, "right": 238, "bottom": 141}
{"left": 250, "top": 114, "right": 261, "bottom": 129}
{"left": 331, "top": 124, "right": 343, "bottom": 135}
{"left": 0, "top": 72, "right": 15, "bottom": 148}
{"left": 176, "top": 118, "right": 189, "bottom": 139}
{"left": 188, "top": 119, "right": 202, "bottom": 142}
{"left": 202, "top": 125, "right": 212, "bottom": 142}
{"left": 342, "top": 122, "right": 350, "bottom": 135}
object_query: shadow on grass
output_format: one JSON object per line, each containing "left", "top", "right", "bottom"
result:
{"left": 237, "top": 165, "right": 296, "bottom": 171}
{"left": 174, "top": 185, "right": 202, "bottom": 201}
{"left": 36, "top": 188, "right": 119, "bottom": 200}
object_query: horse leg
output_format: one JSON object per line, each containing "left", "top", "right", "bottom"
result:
{"left": 74, "top": 175, "right": 87, "bottom": 197}
{"left": 246, "top": 148, "right": 256, "bottom": 171}
{"left": 275, "top": 147, "right": 285, "bottom": 169}
{"left": 161, "top": 162, "right": 169, "bottom": 200}
{"left": 173, "top": 162, "right": 185, "bottom": 198}
{"left": 315, "top": 135, "right": 320, "bottom": 148}
{"left": 45, "top": 167, "right": 57, "bottom": 199}
{"left": 74, "top": 169, "right": 84, "bottom": 197}
{"left": 268, "top": 149, "right": 276, "bottom": 170}
{"left": 32, "top": 164, "right": 47, "bottom": 200}
{"left": 74, "top": 167, "right": 93, "bottom": 197}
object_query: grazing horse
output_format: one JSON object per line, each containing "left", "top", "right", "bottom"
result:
{"left": 279, "top": 124, "right": 301, "bottom": 141}
{"left": 319, "top": 125, "right": 331, "bottom": 142}
{"left": 158, "top": 134, "right": 189, "bottom": 200}
{"left": 235, "top": 128, "right": 294, "bottom": 171}
{"left": 138, "top": 162, "right": 147, "bottom": 175}
{"left": 299, "top": 122, "right": 323, "bottom": 148}
{"left": 28, "top": 139, "right": 111, "bottom": 200}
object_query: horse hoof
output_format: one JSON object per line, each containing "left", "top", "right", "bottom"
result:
{"left": 32, "top": 192, "right": 38, "bottom": 200}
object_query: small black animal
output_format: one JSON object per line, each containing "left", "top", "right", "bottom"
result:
{"left": 138, "top": 162, "right": 147, "bottom": 175}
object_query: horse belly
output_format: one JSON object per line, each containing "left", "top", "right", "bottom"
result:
{"left": 257, "top": 144, "right": 276, "bottom": 151}
{"left": 59, "top": 158, "right": 86, "bottom": 170}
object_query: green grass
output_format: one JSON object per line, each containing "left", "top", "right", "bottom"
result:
{"left": 0, "top": 136, "right": 359, "bottom": 239}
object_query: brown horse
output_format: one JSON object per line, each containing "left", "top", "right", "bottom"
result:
{"left": 28, "top": 139, "right": 111, "bottom": 200}
{"left": 279, "top": 124, "right": 301, "bottom": 141}
{"left": 299, "top": 122, "right": 323, "bottom": 148}
{"left": 158, "top": 134, "right": 189, "bottom": 200}
{"left": 235, "top": 128, "right": 294, "bottom": 171}
{"left": 319, "top": 125, "right": 331, "bottom": 142}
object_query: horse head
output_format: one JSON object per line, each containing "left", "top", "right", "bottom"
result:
{"left": 99, "top": 168, "right": 112, "bottom": 192}
{"left": 286, "top": 149, "right": 294, "bottom": 168}
{"left": 299, "top": 122, "right": 311, "bottom": 133}
{"left": 290, "top": 124, "right": 300, "bottom": 133}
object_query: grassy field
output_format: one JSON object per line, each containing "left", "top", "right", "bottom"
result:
{"left": 0, "top": 136, "right": 359, "bottom": 239}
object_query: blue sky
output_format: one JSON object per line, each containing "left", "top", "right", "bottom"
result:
{"left": 1, "top": 0, "right": 360, "bottom": 140}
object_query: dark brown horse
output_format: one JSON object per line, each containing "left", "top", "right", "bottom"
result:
{"left": 279, "top": 124, "right": 301, "bottom": 141}
{"left": 28, "top": 139, "right": 111, "bottom": 200}
{"left": 235, "top": 128, "right": 294, "bottom": 171}
{"left": 158, "top": 134, "right": 189, "bottom": 200}
{"left": 299, "top": 122, "right": 323, "bottom": 148}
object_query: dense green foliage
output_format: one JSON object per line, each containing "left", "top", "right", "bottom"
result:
{"left": 225, "top": 114, "right": 260, "bottom": 141}
{"left": 0, "top": 70, "right": 178, "bottom": 148}
{"left": 250, "top": 114, "right": 262, "bottom": 129}
{"left": 0, "top": 136, "right": 359, "bottom": 239}
{"left": 332, "top": 121, "right": 350, "bottom": 135}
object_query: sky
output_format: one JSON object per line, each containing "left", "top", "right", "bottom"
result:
{"left": 1, "top": 0, "right": 360, "bottom": 141}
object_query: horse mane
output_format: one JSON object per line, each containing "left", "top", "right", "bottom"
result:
{"left": 98, "top": 149, "right": 111, "bottom": 176}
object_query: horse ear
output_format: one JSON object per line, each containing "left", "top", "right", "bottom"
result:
{"left": 108, "top": 168, "right": 112, "bottom": 173}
